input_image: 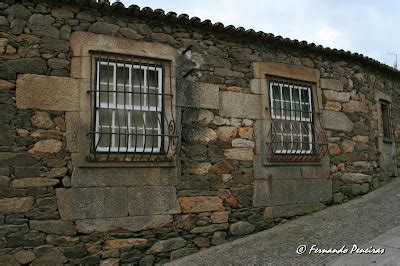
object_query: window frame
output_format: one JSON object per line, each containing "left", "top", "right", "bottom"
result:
{"left": 68, "top": 32, "right": 178, "bottom": 167}
{"left": 380, "top": 100, "right": 393, "bottom": 142}
{"left": 93, "top": 59, "right": 165, "bottom": 154}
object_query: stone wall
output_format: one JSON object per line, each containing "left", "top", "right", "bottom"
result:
{"left": 0, "top": 0, "right": 399, "bottom": 265}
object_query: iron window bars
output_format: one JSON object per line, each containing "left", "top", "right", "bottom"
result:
{"left": 266, "top": 76, "right": 327, "bottom": 162}
{"left": 87, "top": 51, "right": 178, "bottom": 162}
{"left": 380, "top": 100, "right": 393, "bottom": 141}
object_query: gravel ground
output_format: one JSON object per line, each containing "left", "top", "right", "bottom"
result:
{"left": 167, "top": 178, "right": 400, "bottom": 266}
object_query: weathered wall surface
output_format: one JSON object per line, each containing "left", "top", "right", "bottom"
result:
{"left": 0, "top": 0, "right": 399, "bottom": 265}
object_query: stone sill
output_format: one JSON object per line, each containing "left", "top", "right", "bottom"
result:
{"left": 76, "top": 160, "right": 177, "bottom": 168}
{"left": 263, "top": 160, "right": 324, "bottom": 167}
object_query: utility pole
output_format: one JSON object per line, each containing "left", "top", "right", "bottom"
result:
{"left": 387, "top": 53, "right": 398, "bottom": 69}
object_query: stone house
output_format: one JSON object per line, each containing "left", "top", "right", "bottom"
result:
{"left": 0, "top": 0, "right": 399, "bottom": 264}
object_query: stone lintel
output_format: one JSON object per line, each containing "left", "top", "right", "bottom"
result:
{"left": 252, "top": 62, "right": 320, "bottom": 82}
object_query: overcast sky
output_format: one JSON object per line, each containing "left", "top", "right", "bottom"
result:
{"left": 119, "top": 0, "right": 398, "bottom": 68}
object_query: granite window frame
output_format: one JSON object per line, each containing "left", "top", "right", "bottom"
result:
{"left": 380, "top": 100, "right": 393, "bottom": 142}
{"left": 252, "top": 62, "right": 327, "bottom": 165}
{"left": 68, "top": 32, "right": 178, "bottom": 167}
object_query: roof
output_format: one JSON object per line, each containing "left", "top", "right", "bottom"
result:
{"left": 52, "top": 0, "right": 400, "bottom": 76}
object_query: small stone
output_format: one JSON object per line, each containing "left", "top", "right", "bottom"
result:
{"left": 30, "top": 220, "right": 76, "bottom": 235}
{"left": 193, "top": 237, "right": 210, "bottom": 248}
{"left": 0, "top": 197, "right": 34, "bottom": 213}
{"left": 239, "top": 127, "right": 253, "bottom": 140}
{"left": 11, "top": 177, "right": 59, "bottom": 188}
{"left": 10, "top": 19, "right": 26, "bottom": 35}
{"left": 5, "top": 4, "right": 31, "bottom": 20}
{"left": 31, "top": 112, "right": 54, "bottom": 129}
{"left": 28, "top": 14, "right": 55, "bottom": 26}
{"left": 324, "top": 101, "right": 341, "bottom": 111}
{"left": 232, "top": 138, "right": 255, "bottom": 148}
{"left": 42, "top": 167, "right": 67, "bottom": 178}
{"left": 100, "top": 258, "right": 120, "bottom": 266}
{"left": 224, "top": 148, "right": 253, "bottom": 161}
{"left": 14, "top": 250, "right": 36, "bottom": 264}
{"left": 216, "top": 126, "right": 237, "bottom": 141}
{"left": 48, "top": 58, "right": 70, "bottom": 69}
{"left": 30, "top": 129, "right": 63, "bottom": 140}
{"left": 328, "top": 144, "right": 341, "bottom": 156}
{"left": 0, "top": 79, "right": 15, "bottom": 90}
{"left": 147, "top": 237, "right": 186, "bottom": 254}
{"left": 182, "top": 160, "right": 211, "bottom": 175}
{"left": 337, "top": 163, "right": 345, "bottom": 172}
{"left": 360, "top": 183, "right": 370, "bottom": 194}
{"left": 213, "top": 116, "right": 230, "bottom": 126}
{"left": 0, "top": 255, "right": 18, "bottom": 266}
{"left": 151, "top": 32, "right": 178, "bottom": 44}
{"left": 229, "top": 221, "right": 255, "bottom": 236}
{"left": 333, "top": 192, "right": 344, "bottom": 203}
{"left": 60, "top": 25, "right": 72, "bottom": 40}
{"left": 53, "top": 116, "right": 66, "bottom": 131}
{"left": 211, "top": 231, "right": 227, "bottom": 245}
{"left": 6, "top": 45, "right": 16, "bottom": 54}
{"left": 242, "top": 119, "right": 253, "bottom": 127}
{"left": 342, "top": 100, "right": 369, "bottom": 114}
{"left": 340, "top": 173, "right": 372, "bottom": 184}
{"left": 45, "top": 235, "right": 79, "bottom": 246}
{"left": 210, "top": 160, "right": 235, "bottom": 174}
{"left": 177, "top": 214, "right": 196, "bottom": 231}
{"left": 341, "top": 140, "right": 355, "bottom": 153}
{"left": 28, "top": 139, "right": 63, "bottom": 157}
{"left": 89, "top": 22, "right": 119, "bottom": 36}
{"left": 0, "top": 175, "right": 10, "bottom": 187}
{"left": 170, "top": 248, "right": 191, "bottom": 260}
{"left": 190, "top": 223, "right": 229, "bottom": 234}
{"left": 18, "top": 47, "right": 40, "bottom": 58}
{"left": 179, "top": 196, "right": 224, "bottom": 214}
{"left": 47, "top": 159, "right": 66, "bottom": 168}
{"left": 221, "top": 174, "right": 232, "bottom": 183}
{"left": 183, "top": 109, "right": 214, "bottom": 125}
{"left": 51, "top": 8, "right": 74, "bottom": 19}
{"left": 210, "top": 211, "right": 230, "bottom": 223}
{"left": 118, "top": 28, "right": 143, "bottom": 40}
{"left": 103, "top": 238, "right": 148, "bottom": 250}
{"left": 62, "top": 176, "right": 71, "bottom": 187}
{"left": 352, "top": 135, "right": 369, "bottom": 143}
{"left": 186, "top": 127, "right": 217, "bottom": 144}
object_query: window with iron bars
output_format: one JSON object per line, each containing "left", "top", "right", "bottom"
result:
{"left": 380, "top": 100, "right": 393, "bottom": 141}
{"left": 267, "top": 76, "right": 327, "bottom": 162}
{"left": 88, "top": 51, "right": 178, "bottom": 161}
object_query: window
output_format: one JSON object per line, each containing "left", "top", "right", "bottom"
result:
{"left": 267, "top": 76, "right": 327, "bottom": 162}
{"left": 94, "top": 60, "right": 163, "bottom": 153}
{"left": 87, "top": 51, "right": 178, "bottom": 161}
{"left": 380, "top": 100, "right": 392, "bottom": 140}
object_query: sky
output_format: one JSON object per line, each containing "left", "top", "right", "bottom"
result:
{"left": 118, "top": 0, "right": 398, "bottom": 68}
